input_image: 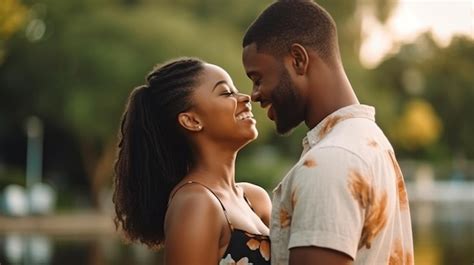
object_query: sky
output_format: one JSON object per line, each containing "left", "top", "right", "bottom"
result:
{"left": 360, "top": 0, "right": 474, "bottom": 68}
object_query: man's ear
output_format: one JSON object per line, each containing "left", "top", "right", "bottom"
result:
{"left": 289, "top": 43, "right": 309, "bottom": 75}
{"left": 178, "top": 112, "right": 203, "bottom": 132}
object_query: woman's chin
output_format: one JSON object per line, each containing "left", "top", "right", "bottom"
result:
{"left": 247, "top": 127, "right": 258, "bottom": 141}
{"left": 241, "top": 130, "right": 259, "bottom": 146}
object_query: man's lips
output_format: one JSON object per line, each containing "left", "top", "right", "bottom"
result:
{"left": 260, "top": 101, "right": 271, "bottom": 109}
{"left": 257, "top": 100, "right": 275, "bottom": 121}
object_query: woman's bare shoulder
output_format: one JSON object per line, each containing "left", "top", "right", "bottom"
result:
{"left": 165, "top": 183, "right": 224, "bottom": 233}
{"left": 237, "top": 182, "right": 272, "bottom": 225}
{"left": 238, "top": 182, "right": 269, "bottom": 197}
{"left": 164, "top": 183, "right": 225, "bottom": 264}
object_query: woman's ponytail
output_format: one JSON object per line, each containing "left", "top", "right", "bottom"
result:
{"left": 113, "top": 58, "right": 205, "bottom": 247}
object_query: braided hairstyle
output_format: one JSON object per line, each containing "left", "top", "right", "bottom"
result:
{"left": 113, "top": 57, "right": 205, "bottom": 248}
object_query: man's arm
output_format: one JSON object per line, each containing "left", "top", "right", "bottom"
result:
{"left": 286, "top": 147, "right": 370, "bottom": 264}
{"left": 290, "top": 246, "right": 353, "bottom": 265}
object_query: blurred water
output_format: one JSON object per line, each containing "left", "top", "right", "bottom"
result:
{"left": 411, "top": 202, "right": 474, "bottom": 265}
{"left": 0, "top": 233, "right": 163, "bottom": 265}
{"left": 0, "top": 202, "right": 472, "bottom": 265}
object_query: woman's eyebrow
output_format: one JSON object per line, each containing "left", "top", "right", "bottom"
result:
{"left": 212, "top": 80, "right": 228, "bottom": 92}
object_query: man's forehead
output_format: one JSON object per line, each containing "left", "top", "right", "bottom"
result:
{"left": 242, "top": 43, "right": 259, "bottom": 61}
{"left": 243, "top": 43, "right": 277, "bottom": 66}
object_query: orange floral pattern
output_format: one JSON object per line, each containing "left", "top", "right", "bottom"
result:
{"left": 318, "top": 115, "right": 344, "bottom": 139}
{"left": 279, "top": 207, "right": 291, "bottom": 228}
{"left": 367, "top": 139, "right": 379, "bottom": 148}
{"left": 388, "top": 151, "right": 409, "bottom": 210}
{"left": 291, "top": 189, "right": 298, "bottom": 209}
{"left": 259, "top": 240, "right": 270, "bottom": 261}
{"left": 244, "top": 232, "right": 270, "bottom": 261}
{"left": 246, "top": 238, "right": 260, "bottom": 250}
{"left": 388, "top": 239, "right": 414, "bottom": 265}
{"left": 317, "top": 114, "right": 354, "bottom": 139}
{"left": 303, "top": 157, "right": 317, "bottom": 168}
{"left": 220, "top": 229, "right": 270, "bottom": 264}
{"left": 348, "top": 170, "right": 388, "bottom": 249}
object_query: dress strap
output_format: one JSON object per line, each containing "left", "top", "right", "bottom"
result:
{"left": 235, "top": 184, "right": 256, "bottom": 213}
{"left": 169, "top": 181, "right": 234, "bottom": 231}
{"left": 242, "top": 192, "right": 256, "bottom": 212}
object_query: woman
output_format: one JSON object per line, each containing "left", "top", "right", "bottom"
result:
{"left": 113, "top": 58, "right": 271, "bottom": 265}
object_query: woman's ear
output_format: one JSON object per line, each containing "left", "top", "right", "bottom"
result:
{"left": 289, "top": 43, "right": 309, "bottom": 75}
{"left": 178, "top": 112, "right": 203, "bottom": 132}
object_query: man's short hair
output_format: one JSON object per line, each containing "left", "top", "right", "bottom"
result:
{"left": 243, "top": 0, "right": 339, "bottom": 63}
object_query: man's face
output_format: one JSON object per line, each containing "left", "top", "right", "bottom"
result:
{"left": 242, "top": 43, "right": 304, "bottom": 135}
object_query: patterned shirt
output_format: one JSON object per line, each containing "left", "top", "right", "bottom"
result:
{"left": 270, "top": 104, "right": 414, "bottom": 265}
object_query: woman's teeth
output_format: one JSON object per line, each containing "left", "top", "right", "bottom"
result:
{"left": 236, "top": 112, "right": 253, "bottom": 120}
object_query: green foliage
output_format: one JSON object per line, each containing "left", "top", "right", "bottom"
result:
{"left": 371, "top": 33, "right": 474, "bottom": 159}
{"left": 423, "top": 36, "right": 474, "bottom": 158}
{"left": 236, "top": 146, "right": 295, "bottom": 190}
{"left": 1, "top": 0, "right": 472, "bottom": 198}
{"left": 0, "top": 166, "right": 26, "bottom": 189}
{"left": 0, "top": 0, "right": 28, "bottom": 64}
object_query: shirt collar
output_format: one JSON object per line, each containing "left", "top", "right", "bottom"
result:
{"left": 302, "top": 104, "right": 375, "bottom": 151}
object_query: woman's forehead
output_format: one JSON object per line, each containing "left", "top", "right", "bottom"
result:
{"left": 201, "top": 63, "right": 232, "bottom": 84}
{"left": 190, "top": 64, "right": 234, "bottom": 101}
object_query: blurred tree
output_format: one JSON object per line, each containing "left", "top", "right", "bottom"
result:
{"left": 423, "top": 36, "right": 474, "bottom": 158}
{"left": 0, "top": 0, "right": 28, "bottom": 64}
{"left": 0, "top": 0, "right": 276, "bottom": 205}
{"left": 371, "top": 33, "right": 474, "bottom": 160}
{"left": 0, "top": 0, "right": 405, "bottom": 207}
{"left": 373, "top": 0, "right": 398, "bottom": 22}
{"left": 392, "top": 99, "right": 442, "bottom": 151}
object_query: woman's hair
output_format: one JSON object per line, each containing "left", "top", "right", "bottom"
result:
{"left": 113, "top": 57, "right": 205, "bottom": 248}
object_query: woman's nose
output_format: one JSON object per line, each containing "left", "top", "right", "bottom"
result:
{"left": 238, "top": 93, "right": 251, "bottom": 103}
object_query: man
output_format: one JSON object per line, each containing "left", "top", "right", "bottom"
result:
{"left": 242, "top": 1, "right": 414, "bottom": 265}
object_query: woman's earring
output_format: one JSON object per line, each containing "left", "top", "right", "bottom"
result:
{"left": 196, "top": 125, "right": 202, "bottom": 131}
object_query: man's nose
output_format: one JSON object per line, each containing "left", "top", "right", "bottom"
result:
{"left": 251, "top": 89, "right": 261, "bottom": 102}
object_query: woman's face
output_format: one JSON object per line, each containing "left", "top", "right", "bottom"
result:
{"left": 182, "top": 63, "right": 258, "bottom": 147}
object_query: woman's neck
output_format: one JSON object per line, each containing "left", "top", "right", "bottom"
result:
{"left": 188, "top": 146, "right": 238, "bottom": 191}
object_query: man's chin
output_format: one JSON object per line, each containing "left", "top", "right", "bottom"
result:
{"left": 275, "top": 121, "right": 299, "bottom": 136}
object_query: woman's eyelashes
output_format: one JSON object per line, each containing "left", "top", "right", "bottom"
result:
{"left": 222, "top": 90, "right": 239, "bottom": 97}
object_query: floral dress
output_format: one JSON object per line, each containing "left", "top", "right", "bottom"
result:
{"left": 176, "top": 181, "right": 271, "bottom": 265}
{"left": 219, "top": 228, "right": 270, "bottom": 265}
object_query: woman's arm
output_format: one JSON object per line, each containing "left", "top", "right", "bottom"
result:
{"left": 164, "top": 184, "right": 224, "bottom": 265}
{"left": 238, "top": 182, "right": 272, "bottom": 226}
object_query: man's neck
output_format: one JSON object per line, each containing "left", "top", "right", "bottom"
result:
{"left": 304, "top": 70, "right": 359, "bottom": 129}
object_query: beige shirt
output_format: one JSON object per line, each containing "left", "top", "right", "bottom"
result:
{"left": 270, "top": 104, "right": 414, "bottom": 265}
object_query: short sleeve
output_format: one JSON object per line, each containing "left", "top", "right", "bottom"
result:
{"left": 287, "top": 146, "right": 370, "bottom": 259}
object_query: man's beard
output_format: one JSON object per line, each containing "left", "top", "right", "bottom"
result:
{"left": 272, "top": 69, "right": 304, "bottom": 135}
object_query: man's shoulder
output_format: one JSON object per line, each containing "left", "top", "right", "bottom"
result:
{"left": 296, "top": 145, "right": 369, "bottom": 179}
{"left": 316, "top": 118, "right": 393, "bottom": 160}
{"left": 279, "top": 145, "right": 368, "bottom": 194}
